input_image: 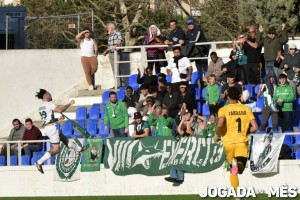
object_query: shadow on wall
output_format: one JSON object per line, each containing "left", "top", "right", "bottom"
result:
{"left": 120, "top": 52, "right": 130, "bottom": 86}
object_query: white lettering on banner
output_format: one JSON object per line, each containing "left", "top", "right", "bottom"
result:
{"left": 199, "top": 186, "right": 298, "bottom": 198}
{"left": 186, "top": 137, "right": 197, "bottom": 165}
{"left": 268, "top": 185, "right": 298, "bottom": 198}
{"left": 159, "top": 140, "right": 172, "bottom": 169}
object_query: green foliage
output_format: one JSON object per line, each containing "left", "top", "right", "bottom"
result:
{"left": 238, "top": 0, "right": 299, "bottom": 36}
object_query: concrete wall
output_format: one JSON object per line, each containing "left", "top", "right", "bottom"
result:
{"left": 0, "top": 161, "right": 299, "bottom": 197}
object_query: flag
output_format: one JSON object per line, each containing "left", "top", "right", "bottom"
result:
{"left": 61, "top": 113, "right": 92, "bottom": 139}
{"left": 81, "top": 138, "right": 103, "bottom": 172}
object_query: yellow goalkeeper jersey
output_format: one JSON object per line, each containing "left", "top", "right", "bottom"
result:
{"left": 218, "top": 103, "right": 255, "bottom": 145}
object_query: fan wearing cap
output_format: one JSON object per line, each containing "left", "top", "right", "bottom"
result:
{"left": 144, "top": 24, "right": 166, "bottom": 74}
{"left": 272, "top": 74, "right": 295, "bottom": 132}
{"left": 257, "top": 23, "right": 288, "bottom": 78}
{"left": 34, "top": 89, "right": 88, "bottom": 174}
{"left": 184, "top": 18, "right": 210, "bottom": 74}
{"left": 281, "top": 43, "right": 300, "bottom": 95}
{"left": 131, "top": 112, "right": 150, "bottom": 139}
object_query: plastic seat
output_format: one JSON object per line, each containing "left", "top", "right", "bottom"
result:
{"left": 268, "top": 115, "right": 272, "bottom": 128}
{"left": 296, "top": 97, "right": 300, "bottom": 110}
{"left": 202, "top": 103, "right": 210, "bottom": 116}
{"left": 118, "top": 86, "right": 127, "bottom": 91}
{"left": 256, "top": 98, "right": 264, "bottom": 110}
{"left": 283, "top": 135, "right": 293, "bottom": 145}
{"left": 51, "top": 156, "right": 56, "bottom": 165}
{"left": 244, "top": 84, "right": 253, "bottom": 98}
{"left": 197, "top": 102, "right": 201, "bottom": 113}
{"left": 98, "top": 122, "right": 110, "bottom": 138}
{"left": 31, "top": 155, "right": 42, "bottom": 165}
{"left": 10, "top": 156, "right": 18, "bottom": 166}
{"left": 254, "top": 84, "right": 264, "bottom": 99}
{"left": 294, "top": 135, "right": 300, "bottom": 144}
{"left": 89, "top": 106, "right": 100, "bottom": 121}
{"left": 100, "top": 107, "right": 106, "bottom": 120}
{"left": 201, "top": 87, "right": 206, "bottom": 100}
{"left": 195, "top": 88, "right": 201, "bottom": 100}
{"left": 101, "top": 90, "right": 112, "bottom": 104}
{"left": 166, "top": 75, "right": 172, "bottom": 83}
{"left": 61, "top": 120, "right": 73, "bottom": 138}
{"left": 191, "top": 72, "right": 201, "bottom": 86}
{"left": 22, "top": 155, "right": 30, "bottom": 166}
{"left": 128, "top": 74, "right": 139, "bottom": 89}
{"left": 73, "top": 121, "right": 85, "bottom": 138}
{"left": 76, "top": 106, "right": 87, "bottom": 121}
{"left": 296, "top": 148, "right": 300, "bottom": 160}
{"left": 116, "top": 90, "right": 125, "bottom": 100}
{"left": 0, "top": 156, "right": 6, "bottom": 166}
{"left": 86, "top": 121, "right": 98, "bottom": 136}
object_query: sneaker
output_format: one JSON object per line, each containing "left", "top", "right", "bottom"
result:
{"left": 173, "top": 179, "right": 184, "bottom": 186}
{"left": 88, "top": 85, "right": 94, "bottom": 90}
{"left": 79, "top": 144, "right": 89, "bottom": 153}
{"left": 231, "top": 158, "right": 238, "bottom": 175}
{"left": 35, "top": 162, "right": 44, "bottom": 174}
{"left": 164, "top": 177, "right": 176, "bottom": 183}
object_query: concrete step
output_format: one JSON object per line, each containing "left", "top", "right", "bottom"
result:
{"left": 69, "top": 96, "right": 102, "bottom": 106}
{"left": 76, "top": 88, "right": 118, "bottom": 97}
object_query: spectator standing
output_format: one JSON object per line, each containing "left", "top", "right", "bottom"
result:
{"left": 136, "top": 85, "right": 151, "bottom": 112}
{"left": 257, "top": 24, "right": 288, "bottom": 78}
{"left": 144, "top": 25, "right": 166, "bottom": 74}
{"left": 104, "top": 91, "right": 129, "bottom": 137}
{"left": 132, "top": 112, "right": 150, "bottom": 139}
{"left": 164, "top": 19, "right": 185, "bottom": 45}
{"left": 137, "top": 67, "right": 158, "bottom": 92}
{"left": 280, "top": 43, "right": 300, "bottom": 95}
{"left": 189, "top": 114, "right": 207, "bottom": 136}
{"left": 220, "top": 73, "right": 242, "bottom": 103}
{"left": 148, "top": 107, "right": 174, "bottom": 137}
{"left": 221, "top": 51, "right": 239, "bottom": 82}
{"left": 257, "top": 73, "right": 278, "bottom": 132}
{"left": 123, "top": 100, "right": 137, "bottom": 137}
{"left": 203, "top": 114, "right": 217, "bottom": 138}
{"left": 240, "top": 26, "right": 262, "bottom": 85}
{"left": 0, "top": 119, "right": 25, "bottom": 156}
{"left": 123, "top": 86, "right": 139, "bottom": 108}
{"left": 178, "top": 83, "right": 197, "bottom": 117}
{"left": 273, "top": 74, "right": 295, "bottom": 132}
{"left": 163, "top": 83, "right": 180, "bottom": 118}
{"left": 75, "top": 27, "right": 98, "bottom": 90}
{"left": 205, "top": 74, "right": 220, "bottom": 114}
{"left": 21, "top": 118, "right": 42, "bottom": 157}
{"left": 166, "top": 47, "right": 193, "bottom": 92}
{"left": 184, "top": 18, "right": 210, "bottom": 74}
{"left": 103, "top": 23, "right": 124, "bottom": 88}
{"left": 232, "top": 34, "right": 248, "bottom": 83}
{"left": 206, "top": 52, "right": 224, "bottom": 83}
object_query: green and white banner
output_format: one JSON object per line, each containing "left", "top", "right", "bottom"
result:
{"left": 81, "top": 138, "right": 103, "bottom": 172}
{"left": 104, "top": 136, "right": 225, "bottom": 176}
{"left": 54, "top": 138, "right": 82, "bottom": 182}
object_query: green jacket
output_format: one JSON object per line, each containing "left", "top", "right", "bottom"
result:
{"left": 273, "top": 84, "right": 294, "bottom": 111}
{"left": 104, "top": 101, "right": 129, "bottom": 129}
{"left": 148, "top": 114, "right": 174, "bottom": 137}
{"left": 256, "top": 30, "right": 288, "bottom": 61}
{"left": 202, "top": 123, "right": 216, "bottom": 138}
{"left": 205, "top": 83, "right": 220, "bottom": 104}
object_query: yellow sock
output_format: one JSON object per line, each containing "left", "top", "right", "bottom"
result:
{"left": 230, "top": 173, "right": 239, "bottom": 192}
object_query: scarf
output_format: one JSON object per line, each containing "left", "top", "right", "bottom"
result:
{"left": 173, "top": 55, "right": 184, "bottom": 70}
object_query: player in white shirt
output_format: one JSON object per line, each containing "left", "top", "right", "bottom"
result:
{"left": 35, "top": 89, "right": 87, "bottom": 174}
{"left": 166, "top": 47, "right": 193, "bottom": 92}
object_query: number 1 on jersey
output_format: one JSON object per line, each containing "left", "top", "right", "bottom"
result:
{"left": 236, "top": 117, "right": 241, "bottom": 133}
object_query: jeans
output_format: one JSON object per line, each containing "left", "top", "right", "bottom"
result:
{"left": 112, "top": 128, "right": 127, "bottom": 137}
{"left": 278, "top": 111, "right": 293, "bottom": 132}
{"left": 260, "top": 106, "right": 278, "bottom": 132}
{"left": 265, "top": 61, "right": 279, "bottom": 78}
{"left": 170, "top": 169, "right": 184, "bottom": 181}
{"left": 24, "top": 145, "right": 42, "bottom": 157}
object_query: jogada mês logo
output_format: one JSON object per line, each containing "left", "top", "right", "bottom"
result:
{"left": 199, "top": 186, "right": 298, "bottom": 198}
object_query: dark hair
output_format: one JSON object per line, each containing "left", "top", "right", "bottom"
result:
{"left": 140, "top": 84, "right": 148, "bottom": 90}
{"left": 159, "top": 78, "right": 167, "bottom": 85}
{"left": 166, "top": 83, "right": 173, "bottom": 87}
{"left": 82, "top": 27, "right": 93, "bottom": 37}
{"left": 146, "top": 66, "right": 153, "bottom": 72}
{"left": 279, "top": 73, "right": 287, "bottom": 79}
{"left": 172, "top": 46, "right": 181, "bottom": 52}
{"left": 12, "top": 118, "right": 21, "bottom": 125}
{"left": 170, "top": 19, "right": 178, "bottom": 24}
{"left": 25, "top": 118, "right": 33, "bottom": 123}
{"left": 228, "top": 87, "right": 240, "bottom": 100}
{"left": 210, "top": 51, "right": 217, "bottom": 57}
{"left": 109, "top": 91, "right": 117, "bottom": 97}
{"left": 209, "top": 74, "right": 216, "bottom": 79}
{"left": 126, "top": 86, "right": 133, "bottom": 91}
{"left": 35, "top": 89, "right": 47, "bottom": 99}
{"left": 149, "top": 88, "right": 158, "bottom": 94}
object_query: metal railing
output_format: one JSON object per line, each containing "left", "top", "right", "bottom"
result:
{"left": 0, "top": 132, "right": 299, "bottom": 166}
{"left": 113, "top": 37, "right": 300, "bottom": 88}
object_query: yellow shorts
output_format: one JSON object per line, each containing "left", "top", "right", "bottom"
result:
{"left": 223, "top": 142, "right": 248, "bottom": 164}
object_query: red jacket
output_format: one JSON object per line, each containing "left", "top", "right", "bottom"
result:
{"left": 22, "top": 125, "right": 43, "bottom": 147}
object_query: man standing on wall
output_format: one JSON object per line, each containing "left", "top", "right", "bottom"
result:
{"left": 103, "top": 23, "right": 124, "bottom": 89}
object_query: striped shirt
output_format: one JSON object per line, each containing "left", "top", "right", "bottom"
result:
{"left": 107, "top": 31, "right": 123, "bottom": 52}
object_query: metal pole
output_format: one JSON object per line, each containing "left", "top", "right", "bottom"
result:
{"left": 77, "top": 14, "right": 80, "bottom": 34}
{"left": 141, "top": 46, "right": 147, "bottom": 70}
{"left": 114, "top": 50, "right": 118, "bottom": 89}
{"left": 91, "top": 10, "right": 94, "bottom": 32}
{"left": 6, "top": 144, "right": 10, "bottom": 166}
{"left": 6, "top": 15, "right": 9, "bottom": 50}
{"left": 18, "top": 142, "right": 21, "bottom": 166}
